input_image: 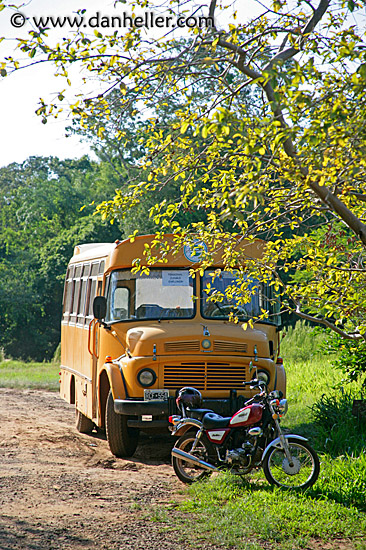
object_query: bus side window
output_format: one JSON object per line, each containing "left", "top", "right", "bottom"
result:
{"left": 62, "top": 266, "right": 74, "bottom": 323}
{"left": 91, "top": 263, "right": 99, "bottom": 277}
{"left": 76, "top": 264, "right": 90, "bottom": 325}
{"left": 77, "top": 281, "right": 87, "bottom": 325}
{"left": 85, "top": 276, "right": 98, "bottom": 326}
{"left": 70, "top": 265, "right": 82, "bottom": 324}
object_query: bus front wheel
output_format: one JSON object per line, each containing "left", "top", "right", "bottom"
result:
{"left": 105, "top": 389, "right": 139, "bottom": 457}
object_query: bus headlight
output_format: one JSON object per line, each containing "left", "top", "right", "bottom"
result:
{"left": 137, "top": 369, "right": 156, "bottom": 387}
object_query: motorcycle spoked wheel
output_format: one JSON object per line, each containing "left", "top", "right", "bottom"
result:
{"left": 263, "top": 437, "right": 320, "bottom": 490}
{"left": 172, "top": 432, "right": 214, "bottom": 484}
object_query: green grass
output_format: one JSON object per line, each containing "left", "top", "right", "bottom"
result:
{"left": 281, "top": 320, "right": 329, "bottom": 363}
{"left": 0, "top": 359, "right": 59, "bottom": 391}
{"left": 152, "top": 322, "right": 366, "bottom": 550}
{"left": 177, "top": 473, "right": 366, "bottom": 550}
{"left": 2, "top": 324, "right": 366, "bottom": 548}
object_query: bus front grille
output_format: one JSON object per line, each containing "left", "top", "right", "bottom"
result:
{"left": 164, "top": 341, "right": 200, "bottom": 353}
{"left": 163, "top": 362, "right": 247, "bottom": 390}
{"left": 213, "top": 341, "right": 248, "bottom": 353}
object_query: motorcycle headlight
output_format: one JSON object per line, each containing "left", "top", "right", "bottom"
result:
{"left": 256, "top": 370, "right": 270, "bottom": 385}
{"left": 278, "top": 398, "right": 288, "bottom": 416}
{"left": 137, "top": 369, "right": 156, "bottom": 387}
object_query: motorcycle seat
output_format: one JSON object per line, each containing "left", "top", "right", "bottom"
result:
{"left": 187, "top": 408, "right": 214, "bottom": 421}
{"left": 202, "top": 412, "right": 231, "bottom": 429}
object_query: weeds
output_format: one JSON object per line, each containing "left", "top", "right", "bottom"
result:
{"left": 311, "top": 453, "right": 366, "bottom": 511}
{"left": 280, "top": 321, "right": 329, "bottom": 363}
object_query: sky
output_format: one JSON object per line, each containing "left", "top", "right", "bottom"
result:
{"left": 0, "top": 0, "right": 106, "bottom": 168}
{"left": 1, "top": 1, "right": 365, "bottom": 170}
{"left": 0, "top": 0, "right": 249, "bottom": 169}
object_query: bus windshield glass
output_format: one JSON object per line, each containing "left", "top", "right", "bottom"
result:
{"left": 106, "top": 269, "right": 195, "bottom": 322}
{"left": 201, "top": 269, "right": 280, "bottom": 325}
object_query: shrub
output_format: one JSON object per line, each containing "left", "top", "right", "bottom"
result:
{"left": 322, "top": 332, "right": 366, "bottom": 387}
{"left": 311, "top": 391, "right": 366, "bottom": 456}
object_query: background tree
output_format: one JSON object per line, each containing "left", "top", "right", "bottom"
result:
{"left": 0, "top": 156, "right": 121, "bottom": 360}
{"left": 1, "top": 0, "right": 366, "bottom": 363}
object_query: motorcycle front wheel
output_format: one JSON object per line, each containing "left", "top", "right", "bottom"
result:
{"left": 172, "top": 432, "right": 213, "bottom": 484}
{"left": 263, "top": 437, "right": 320, "bottom": 490}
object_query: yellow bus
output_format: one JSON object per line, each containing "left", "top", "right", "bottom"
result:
{"left": 60, "top": 234, "right": 286, "bottom": 457}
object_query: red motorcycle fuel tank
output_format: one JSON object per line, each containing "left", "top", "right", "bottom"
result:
{"left": 229, "top": 403, "right": 263, "bottom": 427}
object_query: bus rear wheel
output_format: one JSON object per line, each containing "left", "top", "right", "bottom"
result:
{"left": 105, "top": 389, "right": 139, "bottom": 457}
{"left": 75, "top": 409, "right": 94, "bottom": 434}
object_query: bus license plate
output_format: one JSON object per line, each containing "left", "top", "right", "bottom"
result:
{"left": 144, "top": 389, "right": 169, "bottom": 401}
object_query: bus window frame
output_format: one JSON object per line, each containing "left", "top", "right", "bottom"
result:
{"left": 85, "top": 262, "right": 103, "bottom": 327}
{"left": 62, "top": 260, "right": 105, "bottom": 328}
{"left": 68, "top": 264, "right": 83, "bottom": 326}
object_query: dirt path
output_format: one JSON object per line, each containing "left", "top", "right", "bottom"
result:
{"left": 1, "top": 389, "right": 358, "bottom": 550}
{"left": 0, "top": 389, "right": 202, "bottom": 550}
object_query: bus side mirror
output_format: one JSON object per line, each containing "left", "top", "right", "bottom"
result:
{"left": 93, "top": 296, "right": 107, "bottom": 321}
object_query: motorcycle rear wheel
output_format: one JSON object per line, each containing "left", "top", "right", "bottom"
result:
{"left": 263, "top": 437, "right": 320, "bottom": 490}
{"left": 172, "top": 432, "right": 213, "bottom": 484}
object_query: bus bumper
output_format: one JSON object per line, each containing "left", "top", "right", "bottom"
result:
{"left": 114, "top": 395, "right": 241, "bottom": 428}
{"left": 114, "top": 398, "right": 171, "bottom": 429}
{"left": 114, "top": 398, "right": 170, "bottom": 416}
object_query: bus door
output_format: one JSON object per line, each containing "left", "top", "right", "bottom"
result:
{"left": 87, "top": 276, "right": 103, "bottom": 419}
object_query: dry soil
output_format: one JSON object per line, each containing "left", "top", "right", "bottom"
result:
{"left": 0, "top": 388, "right": 202, "bottom": 550}
{"left": 0, "top": 389, "right": 359, "bottom": 550}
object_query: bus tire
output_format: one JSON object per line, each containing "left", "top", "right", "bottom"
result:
{"left": 106, "top": 389, "right": 139, "bottom": 457}
{"left": 75, "top": 409, "right": 94, "bottom": 434}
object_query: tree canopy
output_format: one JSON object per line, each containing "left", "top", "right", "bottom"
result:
{"left": 0, "top": 156, "right": 122, "bottom": 359}
{"left": 1, "top": 0, "right": 366, "bottom": 343}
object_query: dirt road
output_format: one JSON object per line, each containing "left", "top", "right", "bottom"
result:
{"left": 0, "top": 389, "right": 212, "bottom": 550}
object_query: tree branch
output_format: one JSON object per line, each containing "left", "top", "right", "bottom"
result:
{"left": 219, "top": 0, "right": 366, "bottom": 248}
{"left": 294, "top": 303, "right": 364, "bottom": 340}
{"left": 264, "top": 0, "right": 331, "bottom": 71}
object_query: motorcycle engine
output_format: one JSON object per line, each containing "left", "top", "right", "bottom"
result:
{"left": 226, "top": 442, "right": 254, "bottom": 466}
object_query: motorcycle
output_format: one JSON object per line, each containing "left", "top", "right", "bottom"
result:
{"left": 169, "top": 381, "right": 320, "bottom": 488}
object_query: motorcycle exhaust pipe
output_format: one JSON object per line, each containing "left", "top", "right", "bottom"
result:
{"left": 172, "top": 447, "right": 218, "bottom": 472}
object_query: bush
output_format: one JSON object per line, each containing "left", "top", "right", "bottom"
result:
{"left": 311, "top": 391, "right": 366, "bottom": 456}
{"left": 322, "top": 332, "right": 366, "bottom": 387}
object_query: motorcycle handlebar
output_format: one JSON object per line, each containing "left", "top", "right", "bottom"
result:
{"left": 243, "top": 379, "right": 267, "bottom": 390}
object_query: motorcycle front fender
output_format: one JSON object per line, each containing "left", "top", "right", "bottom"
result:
{"left": 262, "top": 434, "right": 308, "bottom": 461}
{"left": 171, "top": 417, "right": 202, "bottom": 437}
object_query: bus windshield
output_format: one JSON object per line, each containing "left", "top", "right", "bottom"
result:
{"left": 106, "top": 269, "right": 195, "bottom": 322}
{"left": 201, "top": 269, "right": 280, "bottom": 325}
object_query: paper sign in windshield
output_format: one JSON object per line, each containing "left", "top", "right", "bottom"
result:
{"left": 162, "top": 271, "right": 189, "bottom": 287}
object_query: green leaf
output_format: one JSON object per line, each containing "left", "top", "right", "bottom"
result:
{"left": 181, "top": 121, "right": 189, "bottom": 134}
